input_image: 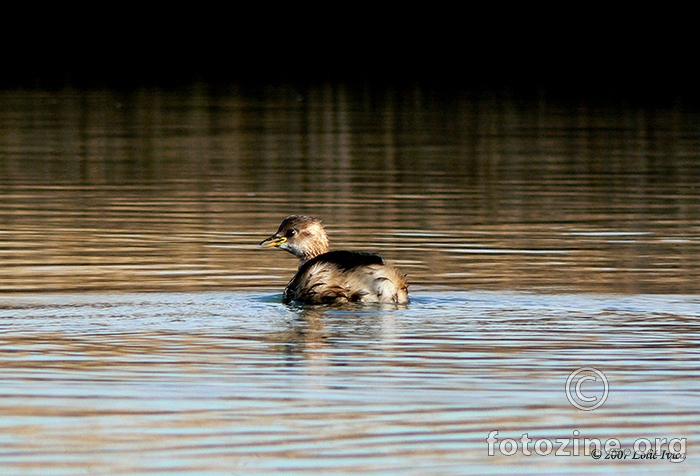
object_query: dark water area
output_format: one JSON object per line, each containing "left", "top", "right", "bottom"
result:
{"left": 1, "top": 81, "right": 699, "bottom": 474}
{"left": 1, "top": 83, "right": 698, "bottom": 294}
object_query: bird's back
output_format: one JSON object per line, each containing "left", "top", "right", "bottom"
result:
{"left": 284, "top": 251, "right": 409, "bottom": 304}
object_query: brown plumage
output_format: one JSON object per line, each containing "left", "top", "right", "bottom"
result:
{"left": 260, "top": 215, "right": 409, "bottom": 304}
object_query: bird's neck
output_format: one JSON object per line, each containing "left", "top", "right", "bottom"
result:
{"left": 297, "top": 240, "right": 329, "bottom": 266}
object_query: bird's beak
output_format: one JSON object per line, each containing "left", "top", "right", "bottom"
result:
{"left": 259, "top": 234, "right": 287, "bottom": 248}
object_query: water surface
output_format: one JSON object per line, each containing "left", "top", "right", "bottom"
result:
{"left": 1, "top": 291, "right": 698, "bottom": 474}
{"left": 1, "top": 84, "right": 699, "bottom": 474}
{"left": 2, "top": 85, "right": 698, "bottom": 294}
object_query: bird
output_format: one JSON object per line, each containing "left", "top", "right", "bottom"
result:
{"left": 260, "top": 215, "right": 409, "bottom": 304}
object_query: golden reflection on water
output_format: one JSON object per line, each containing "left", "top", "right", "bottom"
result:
{"left": 1, "top": 84, "right": 699, "bottom": 294}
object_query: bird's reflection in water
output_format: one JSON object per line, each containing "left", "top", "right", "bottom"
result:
{"left": 268, "top": 300, "right": 405, "bottom": 364}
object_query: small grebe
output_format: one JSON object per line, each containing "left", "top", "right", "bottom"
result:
{"left": 260, "top": 215, "right": 409, "bottom": 304}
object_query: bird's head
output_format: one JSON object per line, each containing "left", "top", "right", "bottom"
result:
{"left": 260, "top": 215, "right": 329, "bottom": 263}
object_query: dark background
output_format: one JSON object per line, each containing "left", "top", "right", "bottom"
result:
{"left": 3, "top": 11, "right": 697, "bottom": 108}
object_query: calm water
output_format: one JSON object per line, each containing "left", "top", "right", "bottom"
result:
{"left": 1, "top": 84, "right": 699, "bottom": 474}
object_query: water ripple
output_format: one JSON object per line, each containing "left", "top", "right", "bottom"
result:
{"left": 0, "top": 291, "right": 698, "bottom": 474}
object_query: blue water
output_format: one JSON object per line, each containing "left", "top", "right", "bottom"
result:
{"left": 1, "top": 291, "right": 698, "bottom": 475}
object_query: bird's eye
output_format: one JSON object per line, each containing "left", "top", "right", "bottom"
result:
{"left": 285, "top": 229, "right": 297, "bottom": 238}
